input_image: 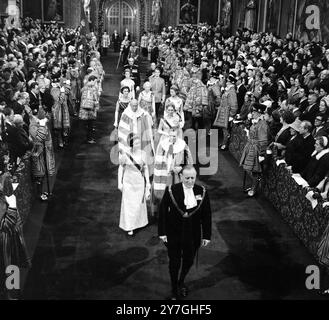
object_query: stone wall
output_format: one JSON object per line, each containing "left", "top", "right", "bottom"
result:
{"left": 64, "top": 0, "right": 81, "bottom": 28}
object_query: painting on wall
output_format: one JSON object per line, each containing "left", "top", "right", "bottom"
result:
{"left": 178, "top": 0, "right": 199, "bottom": 25}
{"left": 220, "top": 0, "right": 232, "bottom": 35}
{"left": 42, "top": 0, "right": 65, "bottom": 23}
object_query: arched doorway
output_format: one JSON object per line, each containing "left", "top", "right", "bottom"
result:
{"left": 98, "top": 0, "right": 147, "bottom": 44}
{"left": 104, "top": 0, "right": 137, "bottom": 41}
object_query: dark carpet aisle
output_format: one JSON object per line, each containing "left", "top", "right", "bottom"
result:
{"left": 22, "top": 52, "right": 321, "bottom": 300}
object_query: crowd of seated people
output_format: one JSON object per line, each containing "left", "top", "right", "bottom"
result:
{"left": 0, "top": 17, "right": 103, "bottom": 299}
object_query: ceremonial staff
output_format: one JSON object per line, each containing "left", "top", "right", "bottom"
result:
{"left": 43, "top": 139, "right": 52, "bottom": 199}
{"left": 116, "top": 51, "right": 122, "bottom": 70}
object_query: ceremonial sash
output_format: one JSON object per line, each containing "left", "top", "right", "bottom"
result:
{"left": 164, "top": 119, "right": 173, "bottom": 129}
{"left": 126, "top": 153, "right": 147, "bottom": 203}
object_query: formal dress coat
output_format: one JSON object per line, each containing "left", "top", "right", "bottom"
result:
{"left": 236, "top": 83, "right": 247, "bottom": 113}
{"left": 300, "top": 103, "right": 319, "bottom": 125}
{"left": 285, "top": 134, "right": 314, "bottom": 173}
{"left": 300, "top": 134, "right": 315, "bottom": 172}
{"left": 312, "top": 126, "right": 328, "bottom": 139}
{"left": 29, "top": 91, "right": 40, "bottom": 115}
{"left": 302, "top": 150, "right": 329, "bottom": 187}
{"left": 2, "top": 122, "right": 26, "bottom": 162}
{"left": 112, "top": 33, "right": 121, "bottom": 52}
{"left": 158, "top": 183, "right": 212, "bottom": 250}
{"left": 298, "top": 97, "right": 309, "bottom": 113}
{"left": 122, "top": 31, "right": 131, "bottom": 41}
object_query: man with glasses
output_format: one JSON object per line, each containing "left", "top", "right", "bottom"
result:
{"left": 313, "top": 114, "right": 328, "bottom": 139}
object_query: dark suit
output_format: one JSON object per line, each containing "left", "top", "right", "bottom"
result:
{"left": 236, "top": 84, "right": 247, "bottom": 114}
{"left": 285, "top": 134, "right": 314, "bottom": 173}
{"left": 12, "top": 101, "right": 25, "bottom": 116}
{"left": 275, "top": 127, "right": 291, "bottom": 157}
{"left": 2, "top": 122, "right": 27, "bottom": 164}
{"left": 122, "top": 31, "right": 131, "bottom": 42}
{"left": 112, "top": 33, "right": 121, "bottom": 52}
{"left": 158, "top": 183, "right": 212, "bottom": 296}
{"left": 40, "top": 89, "right": 54, "bottom": 114}
{"left": 312, "top": 126, "right": 328, "bottom": 139}
{"left": 302, "top": 151, "right": 329, "bottom": 187}
{"left": 29, "top": 91, "right": 40, "bottom": 115}
{"left": 300, "top": 103, "right": 319, "bottom": 125}
{"left": 298, "top": 97, "right": 309, "bottom": 114}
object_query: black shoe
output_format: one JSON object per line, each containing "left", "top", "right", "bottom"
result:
{"left": 39, "top": 193, "right": 49, "bottom": 202}
{"left": 247, "top": 189, "right": 256, "bottom": 198}
{"left": 219, "top": 144, "right": 228, "bottom": 151}
{"left": 243, "top": 187, "right": 252, "bottom": 194}
{"left": 179, "top": 283, "right": 189, "bottom": 298}
{"left": 166, "top": 292, "right": 180, "bottom": 300}
{"left": 127, "top": 230, "right": 134, "bottom": 236}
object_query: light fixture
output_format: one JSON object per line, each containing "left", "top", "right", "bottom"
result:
{"left": 133, "top": 9, "right": 137, "bottom": 16}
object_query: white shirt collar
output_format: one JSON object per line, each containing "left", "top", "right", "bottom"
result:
{"left": 312, "top": 149, "right": 329, "bottom": 160}
{"left": 182, "top": 184, "right": 197, "bottom": 209}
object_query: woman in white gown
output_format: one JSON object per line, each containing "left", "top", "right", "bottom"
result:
{"left": 138, "top": 81, "right": 156, "bottom": 123}
{"left": 118, "top": 133, "right": 151, "bottom": 236}
{"left": 120, "top": 69, "right": 136, "bottom": 99}
{"left": 157, "top": 103, "right": 183, "bottom": 145}
{"left": 165, "top": 85, "right": 185, "bottom": 127}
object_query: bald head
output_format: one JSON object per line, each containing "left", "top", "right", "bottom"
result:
{"left": 181, "top": 165, "right": 197, "bottom": 189}
{"left": 130, "top": 99, "right": 138, "bottom": 112}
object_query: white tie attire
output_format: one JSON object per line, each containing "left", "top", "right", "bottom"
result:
{"left": 183, "top": 184, "right": 197, "bottom": 210}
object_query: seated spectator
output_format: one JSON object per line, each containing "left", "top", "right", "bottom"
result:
{"left": 237, "top": 92, "right": 253, "bottom": 121}
{"left": 318, "top": 98, "right": 329, "bottom": 118}
{"left": 285, "top": 120, "right": 314, "bottom": 173}
{"left": 311, "top": 173, "right": 329, "bottom": 202}
{"left": 297, "top": 86, "right": 309, "bottom": 114}
{"left": 285, "top": 120, "right": 304, "bottom": 173}
{"left": 313, "top": 114, "right": 328, "bottom": 138}
{"left": 299, "top": 92, "right": 319, "bottom": 125}
{"left": 265, "top": 108, "right": 282, "bottom": 143}
{"left": 13, "top": 114, "right": 33, "bottom": 156}
{"left": 302, "top": 136, "right": 329, "bottom": 187}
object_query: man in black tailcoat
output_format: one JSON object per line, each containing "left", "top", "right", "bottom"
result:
{"left": 158, "top": 165, "right": 212, "bottom": 300}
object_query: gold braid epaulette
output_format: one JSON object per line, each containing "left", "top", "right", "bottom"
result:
{"left": 168, "top": 185, "right": 206, "bottom": 218}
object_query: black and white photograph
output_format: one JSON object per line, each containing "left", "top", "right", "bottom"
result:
{"left": 1, "top": 0, "right": 329, "bottom": 308}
